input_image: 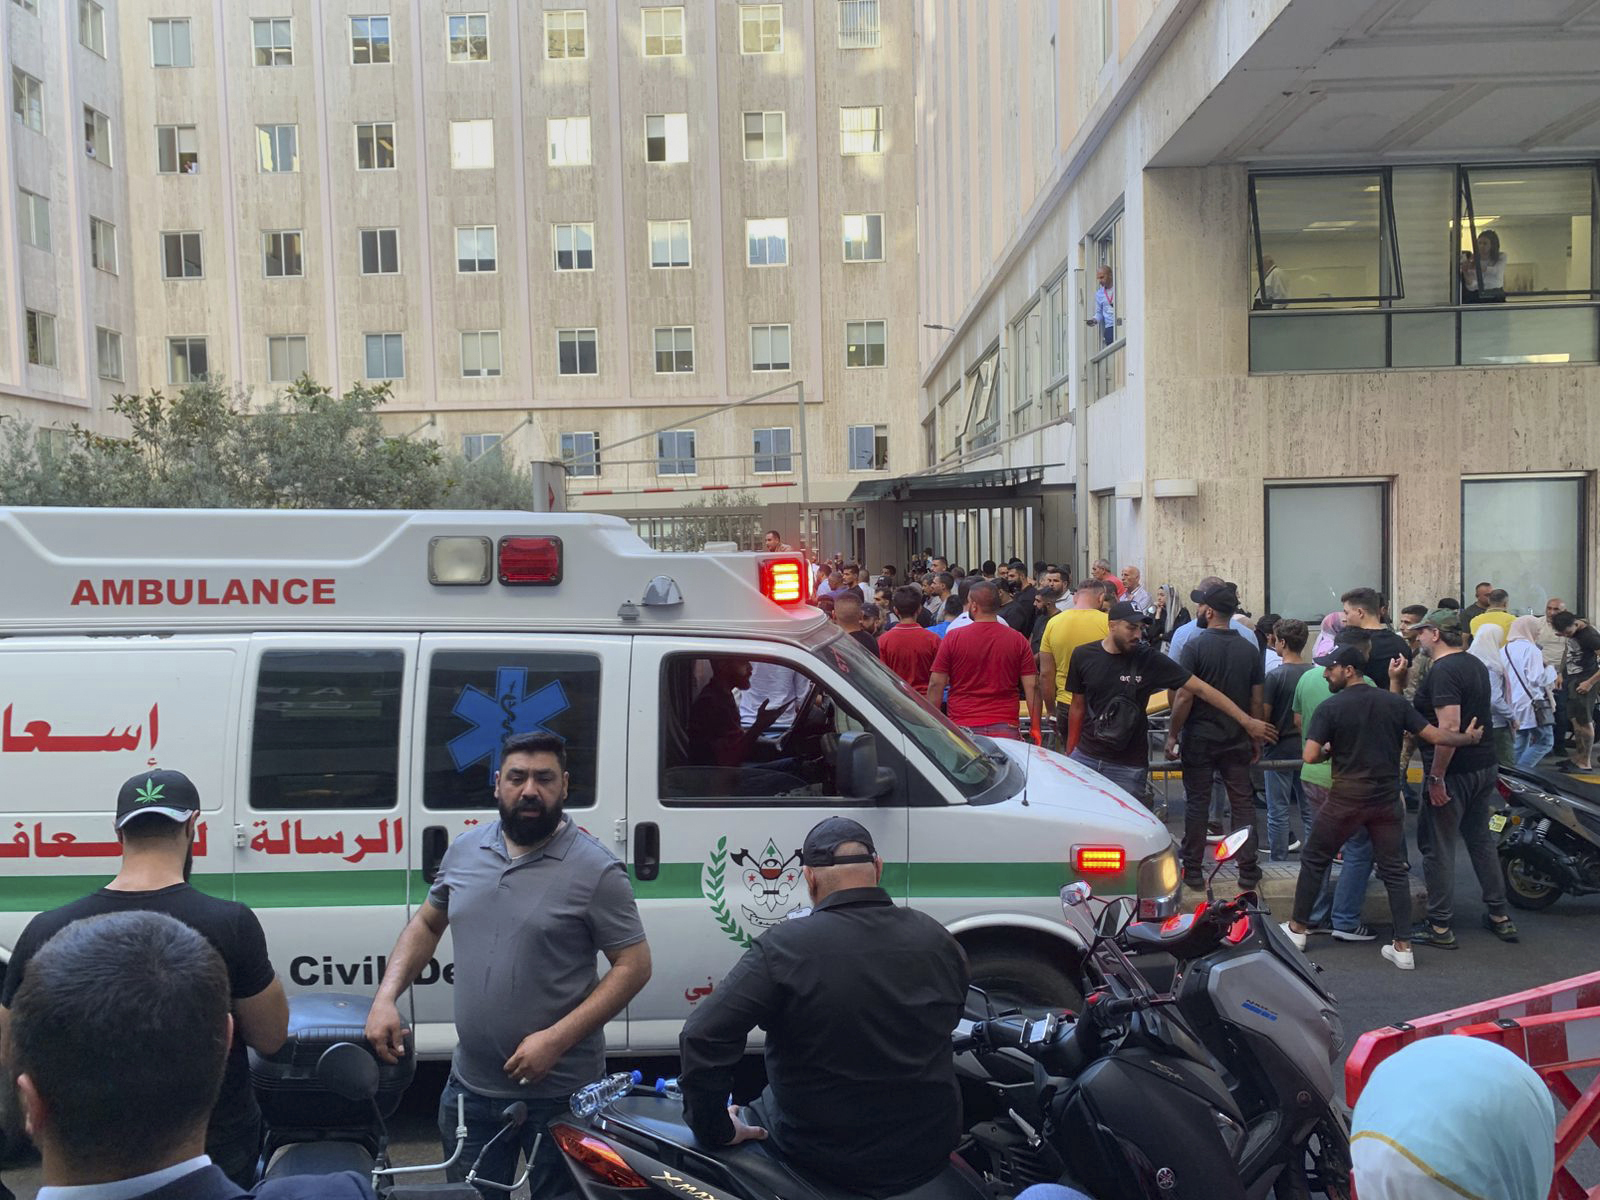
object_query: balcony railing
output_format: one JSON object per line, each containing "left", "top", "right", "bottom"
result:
{"left": 1089, "top": 336, "right": 1126, "bottom": 399}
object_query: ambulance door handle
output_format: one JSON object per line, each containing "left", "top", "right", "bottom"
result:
{"left": 633, "top": 822, "right": 660, "bottom": 882}
{"left": 421, "top": 825, "right": 449, "bottom": 885}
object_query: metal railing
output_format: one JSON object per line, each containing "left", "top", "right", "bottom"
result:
{"left": 1088, "top": 336, "right": 1126, "bottom": 400}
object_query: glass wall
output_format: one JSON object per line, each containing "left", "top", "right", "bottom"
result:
{"left": 1265, "top": 482, "right": 1388, "bottom": 622}
{"left": 1461, "top": 476, "right": 1586, "bottom": 616}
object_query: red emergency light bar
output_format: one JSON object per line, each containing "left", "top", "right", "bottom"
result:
{"left": 498, "top": 536, "right": 563, "bottom": 586}
{"left": 1073, "top": 846, "right": 1127, "bottom": 874}
{"left": 759, "top": 557, "right": 807, "bottom": 606}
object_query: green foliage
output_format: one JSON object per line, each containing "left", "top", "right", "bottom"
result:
{"left": 0, "top": 378, "right": 531, "bottom": 510}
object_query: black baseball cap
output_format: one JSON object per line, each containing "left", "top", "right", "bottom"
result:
{"left": 115, "top": 769, "right": 201, "bottom": 830}
{"left": 1108, "top": 600, "right": 1151, "bottom": 625}
{"left": 1314, "top": 645, "right": 1367, "bottom": 670}
{"left": 801, "top": 816, "right": 878, "bottom": 866}
{"left": 1189, "top": 582, "right": 1241, "bottom": 616}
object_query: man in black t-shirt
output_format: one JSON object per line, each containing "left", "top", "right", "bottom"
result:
{"left": 1409, "top": 610, "right": 1518, "bottom": 948}
{"left": 1551, "top": 610, "right": 1600, "bottom": 771}
{"left": 1342, "top": 586, "right": 1413, "bottom": 691}
{"left": 0, "top": 770, "right": 288, "bottom": 1186}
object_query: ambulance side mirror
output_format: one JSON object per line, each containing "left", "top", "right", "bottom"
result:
{"left": 836, "top": 732, "right": 894, "bottom": 800}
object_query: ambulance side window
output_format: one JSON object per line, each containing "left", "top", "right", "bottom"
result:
{"left": 250, "top": 650, "right": 405, "bottom": 810}
{"left": 422, "top": 651, "right": 603, "bottom": 810}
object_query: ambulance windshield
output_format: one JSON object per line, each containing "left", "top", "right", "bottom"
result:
{"left": 810, "top": 631, "right": 1009, "bottom": 799}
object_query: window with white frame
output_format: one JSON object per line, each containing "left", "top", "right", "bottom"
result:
{"left": 1462, "top": 476, "right": 1587, "bottom": 616}
{"left": 746, "top": 218, "right": 788, "bottom": 267}
{"left": 252, "top": 18, "right": 292, "bottom": 66}
{"left": 360, "top": 228, "right": 400, "bottom": 275}
{"left": 460, "top": 330, "right": 502, "bottom": 377}
{"left": 168, "top": 336, "right": 208, "bottom": 383}
{"left": 1265, "top": 482, "right": 1388, "bottom": 620}
{"left": 842, "top": 213, "right": 882, "bottom": 261}
{"left": 19, "top": 189, "right": 49, "bottom": 250}
{"left": 649, "top": 219, "right": 691, "bottom": 268}
{"left": 646, "top": 113, "right": 687, "bottom": 163}
{"left": 79, "top": 1, "right": 106, "bottom": 56}
{"left": 642, "top": 7, "right": 684, "bottom": 56}
{"left": 1013, "top": 303, "right": 1042, "bottom": 428}
{"left": 657, "top": 430, "right": 696, "bottom": 475}
{"left": 267, "top": 335, "right": 309, "bottom": 382}
{"left": 961, "top": 350, "right": 999, "bottom": 450}
{"left": 355, "top": 122, "right": 396, "bottom": 170}
{"left": 456, "top": 225, "right": 497, "bottom": 273}
{"left": 463, "top": 433, "right": 501, "bottom": 461}
{"left": 157, "top": 124, "right": 199, "bottom": 173}
{"left": 553, "top": 222, "right": 594, "bottom": 271}
{"left": 150, "top": 18, "right": 192, "bottom": 67}
{"left": 83, "top": 106, "right": 112, "bottom": 163}
{"left": 448, "top": 13, "right": 489, "bottom": 62}
{"left": 364, "top": 333, "right": 404, "bottom": 379}
{"left": 558, "top": 329, "right": 598, "bottom": 375}
{"left": 845, "top": 319, "right": 885, "bottom": 367}
{"left": 740, "top": 5, "right": 782, "bottom": 53}
{"left": 839, "top": 106, "right": 882, "bottom": 155}
{"left": 351, "top": 16, "right": 391, "bottom": 64}
{"left": 90, "top": 217, "right": 117, "bottom": 273}
{"left": 257, "top": 124, "right": 299, "bottom": 172}
{"left": 750, "top": 324, "right": 791, "bottom": 372}
{"left": 161, "top": 231, "right": 204, "bottom": 279}
{"left": 12, "top": 69, "right": 43, "bottom": 132}
{"left": 96, "top": 327, "right": 123, "bottom": 381}
{"left": 753, "top": 426, "right": 791, "bottom": 473}
{"left": 548, "top": 117, "right": 590, "bottom": 166}
{"left": 560, "top": 431, "right": 600, "bottom": 477}
{"left": 742, "top": 111, "right": 784, "bottom": 161}
{"left": 847, "top": 424, "right": 888, "bottom": 471}
{"left": 450, "top": 119, "right": 494, "bottom": 169}
{"left": 263, "top": 230, "right": 303, "bottom": 277}
{"left": 653, "top": 326, "right": 695, "bottom": 374}
{"left": 838, "top": 0, "right": 880, "bottom": 48}
{"left": 545, "top": 10, "right": 586, "bottom": 59}
{"left": 24, "top": 310, "right": 57, "bottom": 368}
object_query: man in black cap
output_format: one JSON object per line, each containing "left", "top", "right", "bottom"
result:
{"left": 678, "top": 817, "right": 968, "bottom": 1198}
{"left": 0, "top": 771, "right": 288, "bottom": 1186}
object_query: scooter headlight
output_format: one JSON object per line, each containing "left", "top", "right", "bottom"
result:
{"left": 1137, "top": 846, "right": 1182, "bottom": 919}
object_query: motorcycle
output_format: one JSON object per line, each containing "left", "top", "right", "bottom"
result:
{"left": 1493, "top": 766, "right": 1600, "bottom": 909}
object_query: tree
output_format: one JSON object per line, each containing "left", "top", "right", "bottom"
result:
{"left": 651, "top": 490, "right": 765, "bottom": 552}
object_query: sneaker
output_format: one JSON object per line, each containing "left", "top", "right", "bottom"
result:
{"left": 1278, "top": 921, "right": 1307, "bottom": 951}
{"left": 1555, "top": 760, "right": 1584, "bottom": 773}
{"left": 1305, "top": 920, "right": 1334, "bottom": 935}
{"left": 1482, "top": 913, "right": 1520, "bottom": 942}
{"left": 1287, "top": 839, "right": 1302, "bottom": 853}
{"left": 1411, "top": 924, "right": 1458, "bottom": 949}
{"left": 1381, "top": 943, "right": 1415, "bottom": 970}
{"left": 1205, "top": 821, "right": 1226, "bottom": 843}
{"left": 1332, "top": 924, "right": 1378, "bottom": 942}
{"left": 1237, "top": 873, "right": 1263, "bottom": 892}
{"left": 1183, "top": 870, "right": 1205, "bottom": 891}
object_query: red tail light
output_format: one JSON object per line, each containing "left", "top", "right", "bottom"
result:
{"left": 1496, "top": 779, "right": 1512, "bottom": 800}
{"left": 498, "top": 536, "right": 563, "bottom": 585}
{"left": 549, "top": 1124, "right": 651, "bottom": 1189}
{"left": 1073, "top": 846, "right": 1126, "bottom": 874}
{"left": 759, "top": 556, "right": 806, "bottom": 605}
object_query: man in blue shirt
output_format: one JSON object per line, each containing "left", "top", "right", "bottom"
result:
{"left": 1089, "top": 265, "right": 1116, "bottom": 345}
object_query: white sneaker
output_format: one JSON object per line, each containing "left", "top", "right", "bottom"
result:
{"left": 1279, "top": 921, "right": 1307, "bottom": 951}
{"left": 1382, "top": 943, "right": 1415, "bottom": 971}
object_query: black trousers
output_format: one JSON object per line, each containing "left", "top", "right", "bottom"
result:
{"left": 1179, "top": 743, "right": 1259, "bottom": 876}
{"left": 1291, "top": 792, "right": 1410, "bottom": 935}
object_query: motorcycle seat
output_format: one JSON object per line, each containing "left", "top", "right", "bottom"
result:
{"left": 263, "top": 1138, "right": 373, "bottom": 1180}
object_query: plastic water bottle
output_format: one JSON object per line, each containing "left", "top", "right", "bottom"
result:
{"left": 570, "top": 1069, "right": 641, "bottom": 1118}
{"left": 654, "top": 1077, "right": 681, "bottom": 1099}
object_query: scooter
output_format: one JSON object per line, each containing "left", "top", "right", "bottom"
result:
{"left": 1494, "top": 766, "right": 1600, "bottom": 909}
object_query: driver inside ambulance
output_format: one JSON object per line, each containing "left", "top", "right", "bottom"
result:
{"left": 687, "top": 657, "right": 784, "bottom": 767}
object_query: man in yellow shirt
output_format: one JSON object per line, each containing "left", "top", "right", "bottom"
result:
{"left": 1039, "top": 579, "right": 1111, "bottom": 739}
{"left": 1468, "top": 589, "right": 1514, "bottom": 641}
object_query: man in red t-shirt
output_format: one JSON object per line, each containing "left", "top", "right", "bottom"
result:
{"left": 1092, "top": 559, "right": 1126, "bottom": 599}
{"left": 879, "top": 586, "right": 941, "bottom": 693}
{"left": 927, "top": 582, "right": 1041, "bottom": 741}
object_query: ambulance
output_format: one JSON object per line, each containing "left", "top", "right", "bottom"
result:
{"left": 0, "top": 507, "right": 1180, "bottom": 1055}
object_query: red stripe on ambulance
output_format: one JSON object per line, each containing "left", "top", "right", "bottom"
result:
{"left": 70, "top": 578, "right": 336, "bottom": 607}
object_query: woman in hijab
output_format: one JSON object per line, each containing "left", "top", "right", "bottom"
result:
{"left": 1352, "top": 1034, "right": 1555, "bottom": 1200}
{"left": 1504, "top": 615, "right": 1559, "bottom": 770}
{"left": 1312, "top": 611, "right": 1343, "bottom": 660}
{"left": 1469, "top": 623, "right": 1516, "bottom": 767}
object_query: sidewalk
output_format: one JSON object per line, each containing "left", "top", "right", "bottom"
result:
{"left": 1193, "top": 859, "right": 1428, "bottom": 925}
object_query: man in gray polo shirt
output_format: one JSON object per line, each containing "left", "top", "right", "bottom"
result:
{"left": 366, "top": 732, "right": 651, "bottom": 1196}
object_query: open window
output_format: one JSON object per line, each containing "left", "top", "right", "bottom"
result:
{"left": 1249, "top": 170, "right": 1402, "bottom": 307}
{"left": 959, "top": 346, "right": 1000, "bottom": 452}
{"left": 1459, "top": 165, "right": 1597, "bottom": 303}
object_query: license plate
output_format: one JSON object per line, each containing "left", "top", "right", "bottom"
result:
{"left": 1489, "top": 813, "right": 1508, "bottom": 833}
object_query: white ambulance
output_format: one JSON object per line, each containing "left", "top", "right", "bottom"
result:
{"left": 0, "top": 507, "right": 1179, "bottom": 1055}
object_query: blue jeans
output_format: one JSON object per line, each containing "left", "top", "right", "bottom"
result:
{"left": 1303, "top": 781, "right": 1374, "bottom": 931}
{"left": 438, "top": 1072, "right": 573, "bottom": 1199}
{"left": 1069, "top": 749, "right": 1149, "bottom": 808}
{"left": 1264, "top": 767, "right": 1310, "bottom": 861}
{"left": 1514, "top": 724, "right": 1555, "bottom": 770}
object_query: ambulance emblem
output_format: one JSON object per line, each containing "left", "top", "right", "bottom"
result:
{"left": 704, "top": 836, "right": 803, "bottom": 946}
{"left": 447, "top": 667, "right": 570, "bottom": 777}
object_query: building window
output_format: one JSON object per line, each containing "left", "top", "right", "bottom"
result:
{"left": 657, "top": 430, "right": 696, "bottom": 476}
{"left": 1265, "top": 482, "right": 1388, "bottom": 620}
{"left": 546, "top": 10, "right": 587, "bottom": 59}
{"left": 646, "top": 113, "right": 688, "bottom": 163}
{"left": 653, "top": 326, "right": 694, "bottom": 374}
{"left": 263, "top": 230, "right": 304, "bottom": 278}
{"left": 742, "top": 111, "right": 784, "bottom": 161}
{"left": 351, "top": 16, "right": 391, "bottom": 64}
{"left": 12, "top": 69, "right": 43, "bottom": 132}
{"left": 12, "top": 0, "right": 35, "bottom": 13}
{"left": 18, "top": 189, "right": 49, "bottom": 250}
{"left": 1012, "top": 303, "right": 1043, "bottom": 429}
{"left": 79, "top": 1, "right": 106, "bottom": 56}
{"left": 1462, "top": 476, "right": 1586, "bottom": 616}
{"left": 168, "top": 336, "right": 208, "bottom": 383}
{"left": 642, "top": 7, "right": 684, "bottom": 56}
{"left": 83, "top": 106, "right": 112, "bottom": 164}
{"left": 267, "top": 335, "right": 309, "bottom": 382}
{"left": 364, "top": 333, "right": 405, "bottom": 380}
{"left": 845, "top": 319, "right": 886, "bottom": 367}
{"left": 355, "top": 122, "right": 396, "bottom": 170}
{"left": 449, "top": 119, "right": 494, "bottom": 169}
{"left": 90, "top": 217, "right": 117, "bottom": 273}
{"left": 150, "top": 18, "right": 192, "bottom": 67}
{"left": 839, "top": 105, "right": 883, "bottom": 155}
{"left": 161, "top": 231, "right": 204, "bottom": 280}
{"left": 24, "top": 310, "right": 56, "bottom": 368}
{"left": 746, "top": 218, "right": 788, "bottom": 267}
{"left": 838, "top": 0, "right": 880, "bottom": 48}
{"left": 842, "top": 213, "right": 883, "bottom": 261}
{"left": 360, "top": 228, "right": 399, "bottom": 274}
{"left": 558, "top": 329, "right": 598, "bottom": 376}
{"left": 157, "top": 124, "right": 199, "bottom": 173}
{"left": 740, "top": 5, "right": 782, "bottom": 53}
{"left": 95, "top": 327, "right": 122, "bottom": 381}
{"left": 257, "top": 124, "right": 299, "bottom": 172}
{"left": 649, "top": 219, "right": 691, "bottom": 268}
{"left": 960, "top": 351, "right": 999, "bottom": 450}
{"left": 462, "top": 433, "right": 501, "bottom": 461}
{"left": 561, "top": 431, "right": 600, "bottom": 477}
{"left": 448, "top": 13, "right": 489, "bottom": 62}
{"left": 1249, "top": 172, "right": 1398, "bottom": 308}
{"left": 548, "top": 117, "right": 591, "bottom": 166}
{"left": 460, "top": 330, "right": 503, "bottom": 377}
{"left": 847, "top": 424, "right": 888, "bottom": 471}
{"left": 753, "top": 426, "right": 791, "bottom": 473}
{"left": 750, "top": 324, "right": 791, "bottom": 372}
{"left": 456, "top": 225, "right": 497, "bottom": 273}
{"left": 1459, "top": 166, "right": 1594, "bottom": 301}
{"left": 252, "top": 18, "right": 293, "bottom": 67}
{"left": 553, "top": 222, "right": 594, "bottom": 271}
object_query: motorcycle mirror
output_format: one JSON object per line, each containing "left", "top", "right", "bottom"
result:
{"left": 1059, "top": 883, "right": 1097, "bottom": 943}
{"left": 1095, "top": 896, "right": 1136, "bottom": 940}
{"left": 1215, "top": 828, "right": 1251, "bottom": 863}
{"left": 500, "top": 1102, "right": 528, "bottom": 1128}
{"left": 316, "top": 1042, "right": 381, "bottom": 1103}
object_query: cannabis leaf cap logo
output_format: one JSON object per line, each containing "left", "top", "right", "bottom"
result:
{"left": 133, "top": 779, "right": 166, "bottom": 805}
